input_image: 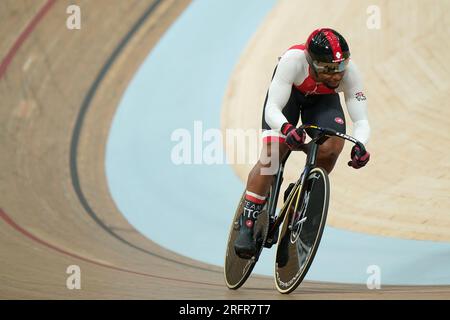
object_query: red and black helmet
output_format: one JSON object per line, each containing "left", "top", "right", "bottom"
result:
{"left": 305, "top": 28, "right": 350, "bottom": 74}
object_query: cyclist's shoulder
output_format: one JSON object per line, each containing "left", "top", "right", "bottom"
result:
{"left": 279, "top": 44, "right": 307, "bottom": 65}
{"left": 340, "top": 60, "right": 365, "bottom": 93}
{"left": 287, "top": 43, "right": 307, "bottom": 52}
{"left": 346, "top": 59, "right": 360, "bottom": 71}
{"left": 342, "top": 59, "right": 363, "bottom": 82}
{"left": 274, "top": 45, "right": 308, "bottom": 80}
{"left": 281, "top": 43, "right": 307, "bottom": 58}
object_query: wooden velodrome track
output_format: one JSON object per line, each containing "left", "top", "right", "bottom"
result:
{"left": 1, "top": 0, "right": 449, "bottom": 299}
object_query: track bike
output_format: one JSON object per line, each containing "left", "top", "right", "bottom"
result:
{"left": 224, "top": 124, "right": 367, "bottom": 294}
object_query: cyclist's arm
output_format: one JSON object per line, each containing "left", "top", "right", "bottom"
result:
{"left": 342, "top": 61, "right": 371, "bottom": 145}
{"left": 264, "top": 51, "right": 299, "bottom": 132}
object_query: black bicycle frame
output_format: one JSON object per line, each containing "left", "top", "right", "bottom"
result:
{"left": 266, "top": 124, "right": 365, "bottom": 236}
{"left": 266, "top": 150, "right": 289, "bottom": 220}
{"left": 266, "top": 135, "right": 325, "bottom": 234}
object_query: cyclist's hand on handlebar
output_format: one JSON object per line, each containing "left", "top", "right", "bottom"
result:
{"left": 282, "top": 123, "right": 306, "bottom": 150}
{"left": 348, "top": 145, "right": 370, "bottom": 169}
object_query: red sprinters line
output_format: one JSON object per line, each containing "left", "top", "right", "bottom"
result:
{"left": 0, "top": 208, "right": 220, "bottom": 287}
{"left": 0, "top": 0, "right": 56, "bottom": 79}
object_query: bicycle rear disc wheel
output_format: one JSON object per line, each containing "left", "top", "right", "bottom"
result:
{"left": 224, "top": 192, "right": 269, "bottom": 289}
{"left": 274, "top": 167, "right": 330, "bottom": 294}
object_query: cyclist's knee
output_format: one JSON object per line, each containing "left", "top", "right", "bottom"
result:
{"left": 318, "top": 138, "right": 344, "bottom": 160}
{"left": 318, "top": 147, "right": 339, "bottom": 161}
{"left": 259, "top": 141, "right": 288, "bottom": 167}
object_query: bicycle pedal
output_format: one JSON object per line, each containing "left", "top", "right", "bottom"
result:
{"left": 264, "top": 231, "right": 279, "bottom": 248}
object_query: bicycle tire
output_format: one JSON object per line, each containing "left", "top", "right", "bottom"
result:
{"left": 274, "top": 167, "right": 330, "bottom": 294}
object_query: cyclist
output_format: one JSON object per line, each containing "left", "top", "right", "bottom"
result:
{"left": 234, "top": 28, "right": 371, "bottom": 259}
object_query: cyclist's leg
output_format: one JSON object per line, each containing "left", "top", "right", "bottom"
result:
{"left": 300, "top": 93, "right": 346, "bottom": 173}
{"left": 245, "top": 141, "right": 289, "bottom": 196}
{"left": 249, "top": 83, "right": 302, "bottom": 196}
{"left": 234, "top": 81, "right": 301, "bottom": 258}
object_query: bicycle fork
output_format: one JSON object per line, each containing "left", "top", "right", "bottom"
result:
{"left": 287, "top": 140, "right": 320, "bottom": 232}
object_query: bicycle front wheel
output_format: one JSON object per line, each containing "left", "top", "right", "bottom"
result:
{"left": 274, "top": 167, "right": 330, "bottom": 294}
